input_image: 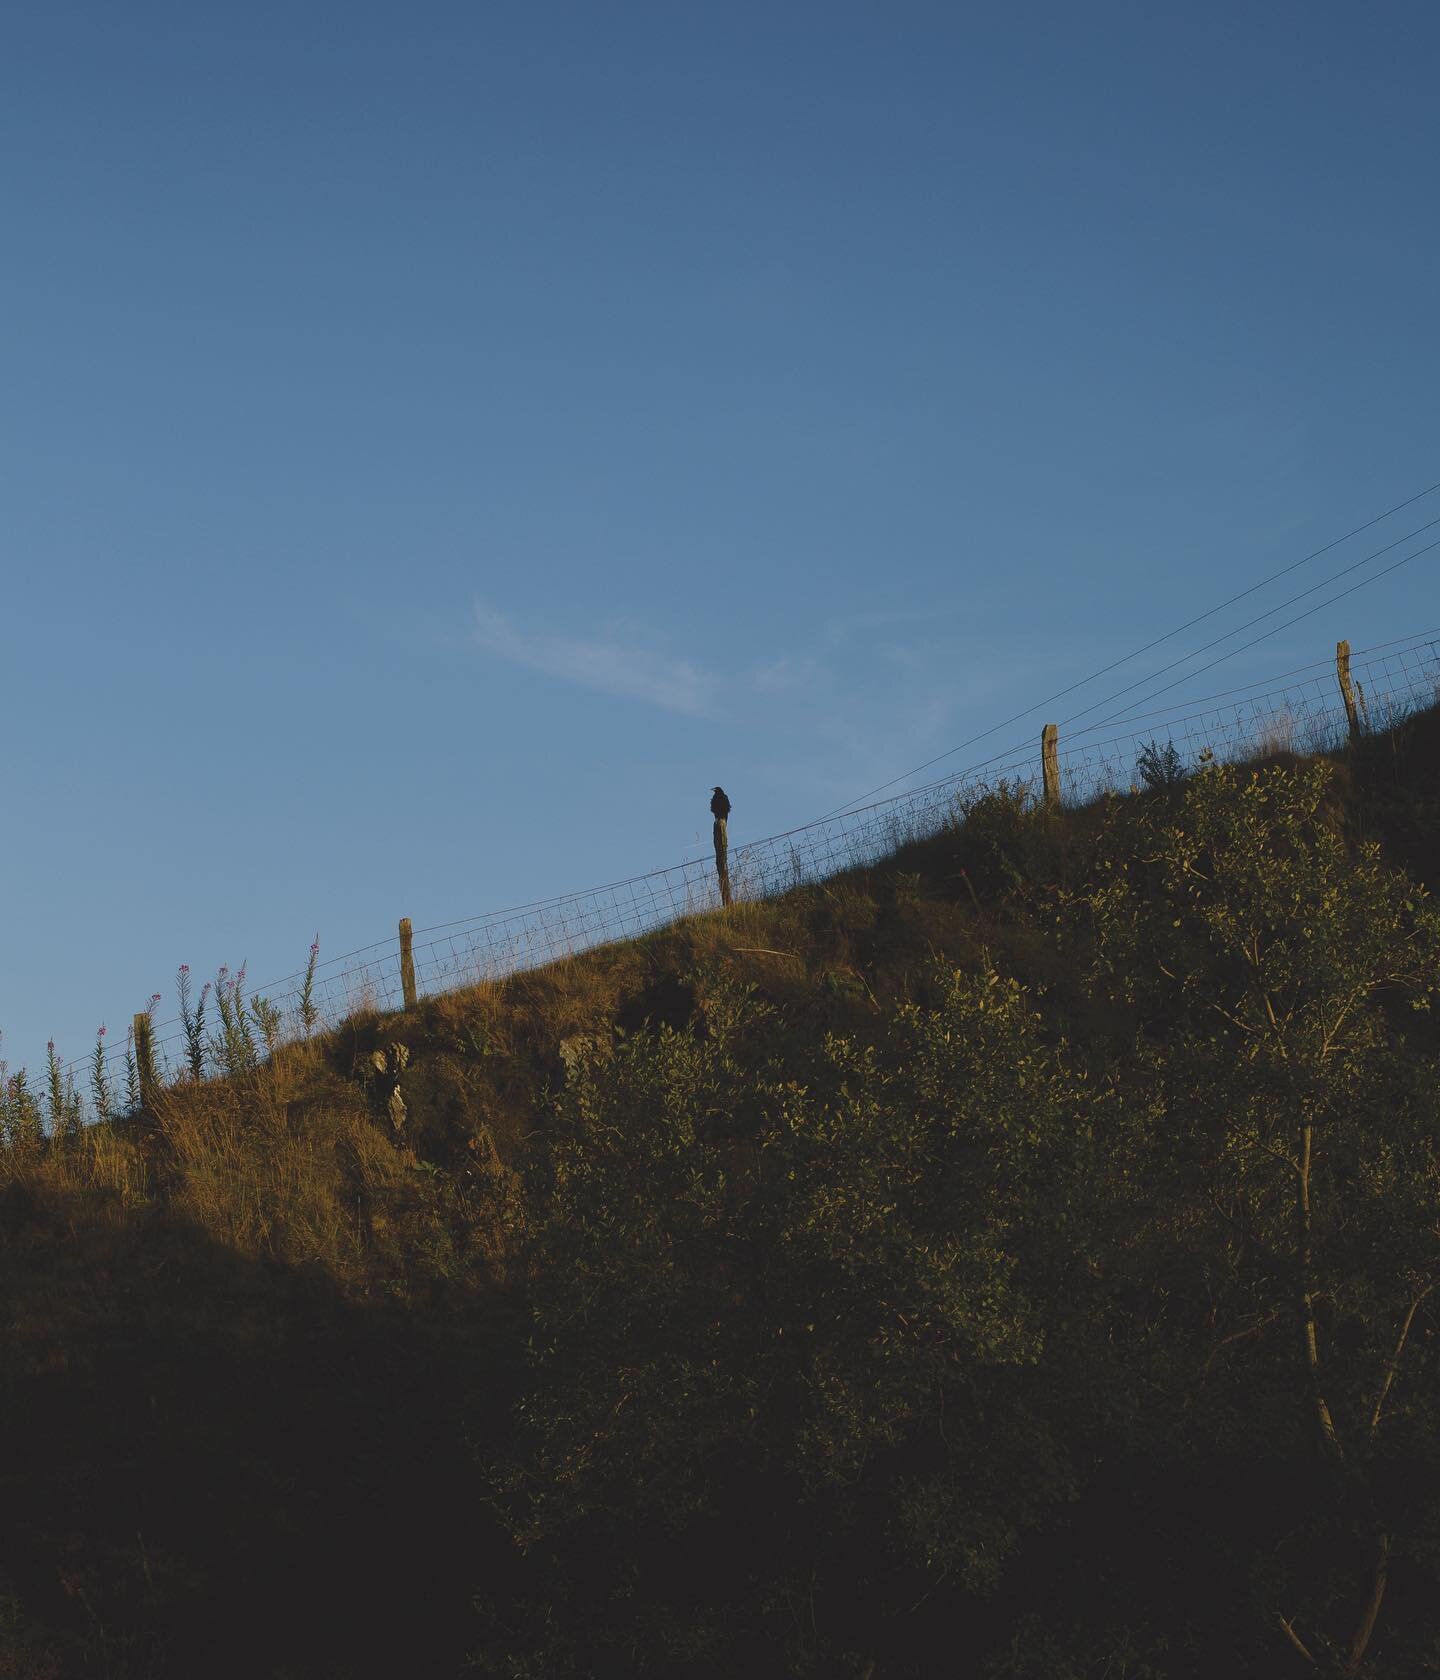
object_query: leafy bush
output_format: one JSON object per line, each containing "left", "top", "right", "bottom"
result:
{"left": 485, "top": 971, "right": 1098, "bottom": 1674}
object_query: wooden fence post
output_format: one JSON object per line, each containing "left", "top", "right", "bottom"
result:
{"left": 132, "top": 1011, "right": 158, "bottom": 1110}
{"left": 1336, "top": 640, "right": 1361, "bottom": 742}
{"left": 398, "top": 917, "right": 418, "bottom": 1010}
{"left": 1041, "top": 723, "right": 1060, "bottom": 810}
{"left": 713, "top": 818, "right": 732, "bottom": 907}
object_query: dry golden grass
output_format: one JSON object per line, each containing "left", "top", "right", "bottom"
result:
{"left": 0, "top": 1035, "right": 506, "bottom": 1302}
{"left": 77, "top": 1119, "right": 149, "bottom": 1204}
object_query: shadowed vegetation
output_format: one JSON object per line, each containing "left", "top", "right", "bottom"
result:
{"left": 6, "top": 706, "right": 1440, "bottom": 1676}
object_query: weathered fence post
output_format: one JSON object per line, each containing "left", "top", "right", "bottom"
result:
{"left": 132, "top": 1011, "right": 158, "bottom": 1110}
{"left": 713, "top": 818, "right": 731, "bottom": 906}
{"left": 1336, "top": 640, "right": 1361, "bottom": 742}
{"left": 1041, "top": 723, "right": 1060, "bottom": 810}
{"left": 398, "top": 917, "right": 418, "bottom": 1010}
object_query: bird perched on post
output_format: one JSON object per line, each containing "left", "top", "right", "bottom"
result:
{"left": 710, "top": 786, "right": 732, "bottom": 906}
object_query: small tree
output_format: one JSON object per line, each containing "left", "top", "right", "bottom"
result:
{"left": 1080, "top": 760, "right": 1440, "bottom": 1672}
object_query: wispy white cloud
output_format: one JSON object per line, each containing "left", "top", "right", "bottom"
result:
{"left": 473, "top": 601, "right": 723, "bottom": 718}
{"left": 750, "top": 653, "right": 822, "bottom": 696}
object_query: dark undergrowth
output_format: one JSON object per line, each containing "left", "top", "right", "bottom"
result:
{"left": 5, "top": 705, "right": 1440, "bottom": 1677}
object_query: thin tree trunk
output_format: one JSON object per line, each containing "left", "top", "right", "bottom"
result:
{"left": 1298, "top": 1123, "right": 1343, "bottom": 1459}
{"left": 1346, "top": 1530, "right": 1389, "bottom": 1672}
{"left": 1369, "top": 1288, "right": 1431, "bottom": 1438}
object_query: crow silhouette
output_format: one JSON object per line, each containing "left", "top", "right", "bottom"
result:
{"left": 710, "top": 786, "right": 731, "bottom": 821}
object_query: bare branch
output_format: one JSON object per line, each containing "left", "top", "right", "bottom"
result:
{"left": 1346, "top": 1530, "right": 1390, "bottom": 1673}
{"left": 1201, "top": 1310, "right": 1282, "bottom": 1376}
{"left": 1276, "top": 1613, "right": 1318, "bottom": 1665}
{"left": 1369, "top": 1287, "right": 1434, "bottom": 1439}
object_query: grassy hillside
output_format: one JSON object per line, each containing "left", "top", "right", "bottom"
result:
{"left": 5, "top": 709, "right": 1440, "bottom": 1678}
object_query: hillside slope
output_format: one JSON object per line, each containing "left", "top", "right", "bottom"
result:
{"left": 5, "top": 707, "right": 1440, "bottom": 1678}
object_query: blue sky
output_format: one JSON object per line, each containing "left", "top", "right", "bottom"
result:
{"left": 3, "top": 0, "right": 1438, "bottom": 1076}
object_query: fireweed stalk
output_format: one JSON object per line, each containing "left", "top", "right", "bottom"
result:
{"left": 46, "top": 1040, "right": 66, "bottom": 1144}
{"left": 298, "top": 933, "right": 321, "bottom": 1035}
{"left": 178, "top": 964, "right": 211, "bottom": 1081}
{"left": 91, "top": 1025, "right": 112, "bottom": 1123}
{"left": 124, "top": 1025, "right": 140, "bottom": 1113}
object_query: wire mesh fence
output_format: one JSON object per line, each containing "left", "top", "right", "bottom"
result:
{"left": 65, "top": 628, "right": 1440, "bottom": 1099}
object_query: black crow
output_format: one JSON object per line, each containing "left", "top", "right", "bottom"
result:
{"left": 710, "top": 786, "right": 731, "bottom": 821}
